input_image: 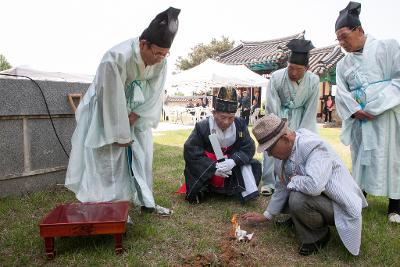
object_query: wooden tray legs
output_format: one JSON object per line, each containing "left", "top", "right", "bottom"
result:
{"left": 44, "top": 237, "right": 55, "bottom": 259}
{"left": 114, "top": 234, "right": 123, "bottom": 254}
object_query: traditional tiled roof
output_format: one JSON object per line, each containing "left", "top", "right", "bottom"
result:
{"left": 216, "top": 31, "right": 305, "bottom": 65}
{"left": 216, "top": 31, "right": 345, "bottom": 76}
{"left": 308, "top": 44, "right": 344, "bottom": 75}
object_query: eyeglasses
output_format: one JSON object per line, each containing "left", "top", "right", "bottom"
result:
{"left": 335, "top": 26, "right": 359, "bottom": 42}
{"left": 150, "top": 45, "right": 170, "bottom": 58}
{"left": 265, "top": 137, "right": 281, "bottom": 156}
{"left": 266, "top": 146, "right": 273, "bottom": 157}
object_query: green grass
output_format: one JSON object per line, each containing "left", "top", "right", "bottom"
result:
{"left": 1, "top": 127, "right": 399, "bottom": 266}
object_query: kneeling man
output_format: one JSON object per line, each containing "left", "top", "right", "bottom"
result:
{"left": 183, "top": 87, "right": 261, "bottom": 203}
{"left": 243, "top": 114, "right": 367, "bottom": 256}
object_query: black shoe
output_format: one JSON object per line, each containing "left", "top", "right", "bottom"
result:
{"left": 298, "top": 230, "right": 330, "bottom": 256}
{"left": 141, "top": 206, "right": 155, "bottom": 213}
{"left": 240, "top": 191, "right": 260, "bottom": 204}
{"left": 275, "top": 217, "right": 294, "bottom": 228}
{"left": 187, "top": 191, "right": 206, "bottom": 204}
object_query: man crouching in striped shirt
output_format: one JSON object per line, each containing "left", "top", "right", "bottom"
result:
{"left": 242, "top": 113, "right": 367, "bottom": 256}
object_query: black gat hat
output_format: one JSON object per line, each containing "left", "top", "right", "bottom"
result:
{"left": 335, "top": 2, "right": 362, "bottom": 32}
{"left": 140, "top": 7, "right": 180, "bottom": 48}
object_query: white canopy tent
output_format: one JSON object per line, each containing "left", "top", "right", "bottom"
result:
{"left": 168, "top": 59, "right": 268, "bottom": 94}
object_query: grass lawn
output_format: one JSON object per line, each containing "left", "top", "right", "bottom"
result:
{"left": 1, "top": 126, "right": 399, "bottom": 266}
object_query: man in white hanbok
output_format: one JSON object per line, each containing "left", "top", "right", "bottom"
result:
{"left": 65, "top": 7, "right": 180, "bottom": 215}
{"left": 261, "top": 39, "right": 319, "bottom": 196}
{"left": 335, "top": 1, "right": 400, "bottom": 223}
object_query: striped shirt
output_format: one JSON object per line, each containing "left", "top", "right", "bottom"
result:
{"left": 264, "top": 129, "right": 368, "bottom": 255}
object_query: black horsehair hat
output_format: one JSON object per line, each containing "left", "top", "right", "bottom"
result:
{"left": 213, "top": 87, "right": 238, "bottom": 114}
{"left": 140, "top": 7, "right": 181, "bottom": 48}
{"left": 335, "top": 1, "right": 362, "bottom": 32}
{"left": 287, "top": 39, "right": 315, "bottom": 66}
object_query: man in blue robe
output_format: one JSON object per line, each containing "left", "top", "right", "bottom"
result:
{"left": 261, "top": 39, "right": 319, "bottom": 196}
{"left": 335, "top": 1, "right": 400, "bottom": 223}
{"left": 65, "top": 7, "right": 180, "bottom": 216}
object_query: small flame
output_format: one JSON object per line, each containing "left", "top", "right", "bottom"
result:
{"left": 230, "top": 213, "right": 253, "bottom": 241}
{"left": 230, "top": 214, "right": 239, "bottom": 237}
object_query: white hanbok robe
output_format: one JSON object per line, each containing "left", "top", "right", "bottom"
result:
{"left": 336, "top": 35, "right": 400, "bottom": 199}
{"left": 262, "top": 68, "right": 319, "bottom": 187}
{"left": 65, "top": 37, "right": 167, "bottom": 207}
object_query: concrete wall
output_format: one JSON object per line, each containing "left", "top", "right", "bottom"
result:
{"left": 0, "top": 78, "right": 90, "bottom": 197}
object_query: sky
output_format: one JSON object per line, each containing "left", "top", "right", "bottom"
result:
{"left": 1, "top": 0, "right": 399, "bottom": 76}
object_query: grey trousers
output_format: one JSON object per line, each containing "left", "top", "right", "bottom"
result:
{"left": 289, "top": 191, "right": 335, "bottom": 244}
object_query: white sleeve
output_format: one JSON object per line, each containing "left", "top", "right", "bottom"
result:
{"left": 364, "top": 40, "right": 400, "bottom": 115}
{"left": 287, "top": 146, "right": 331, "bottom": 196}
{"left": 85, "top": 61, "right": 131, "bottom": 148}
{"left": 335, "top": 61, "right": 362, "bottom": 120}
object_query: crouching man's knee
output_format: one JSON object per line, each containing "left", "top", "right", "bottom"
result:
{"left": 288, "top": 191, "right": 309, "bottom": 215}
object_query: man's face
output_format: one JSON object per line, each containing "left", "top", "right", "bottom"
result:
{"left": 266, "top": 135, "right": 291, "bottom": 160}
{"left": 287, "top": 63, "right": 306, "bottom": 82}
{"left": 213, "top": 111, "right": 235, "bottom": 131}
{"left": 335, "top": 26, "right": 364, "bottom": 52}
{"left": 139, "top": 40, "right": 170, "bottom": 66}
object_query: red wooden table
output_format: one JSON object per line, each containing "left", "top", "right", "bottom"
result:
{"left": 39, "top": 201, "right": 129, "bottom": 259}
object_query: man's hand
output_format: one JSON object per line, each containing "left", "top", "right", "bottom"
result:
{"left": 216, "top": 159, "right": 236, "bottom": 172}
{"left": 241, "top": 212, "right": 268, "bottom": 223}
{"left": 129, "top": 112, "right": 140, "bottom": 125}
{"left": 352, "top": 110, "right": 375, "bottom": 121}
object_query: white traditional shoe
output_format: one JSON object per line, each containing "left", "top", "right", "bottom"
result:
{"left": 260, "top": 185, "right": 273, "bottom": 196}
{"left": 127, "top": 215, "right": 134, "bottom": 225}
{"left": 388, "top": 213, "right": 400, "bottom": 223}
{"left": 155, "top": 205, "right": 173, "bottom": 216}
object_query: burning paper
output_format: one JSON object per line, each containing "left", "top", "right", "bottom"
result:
{"left": 230, "top": 214, "right": 253, "bottom": 241}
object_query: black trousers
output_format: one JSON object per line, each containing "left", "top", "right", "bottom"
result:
{"left": 324, "top": 111, "right": 332, "bottom": 122}
{"left": 241, "top": 109, "right": 250, "bottom": 125}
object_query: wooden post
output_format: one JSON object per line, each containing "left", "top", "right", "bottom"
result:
{"left": 67, "top": 93, "right": 83, "bottom": 113}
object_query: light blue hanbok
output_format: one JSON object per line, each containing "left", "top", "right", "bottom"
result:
{"left": 262, "top": 68, "right": 319, "bottom": 188}
{"left": 336, "top": 35, "right": 400, "bottom": 199}
{"left": 65, "top": 37, "right": 167, "bottom": 208}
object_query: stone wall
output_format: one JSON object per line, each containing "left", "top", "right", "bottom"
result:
{"left": 0, "top": 78, "right": 90, "bottom": 197}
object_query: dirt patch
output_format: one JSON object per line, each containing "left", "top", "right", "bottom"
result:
{"left": 178, "top": 252, "right": 217, "bottom": 266}
{"left": 177, "top": 233, "right": 256, "bottom": 267}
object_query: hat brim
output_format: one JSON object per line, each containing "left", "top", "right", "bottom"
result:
{"left": 256, "top": 121, "right": 288, "bottom": 153}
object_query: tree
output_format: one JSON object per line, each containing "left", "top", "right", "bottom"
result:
{"left": 0, "top": 54, "right": 12, "bottom": 71}
{"left": 175, "top": 36, "right": 234, "bottom": 71}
